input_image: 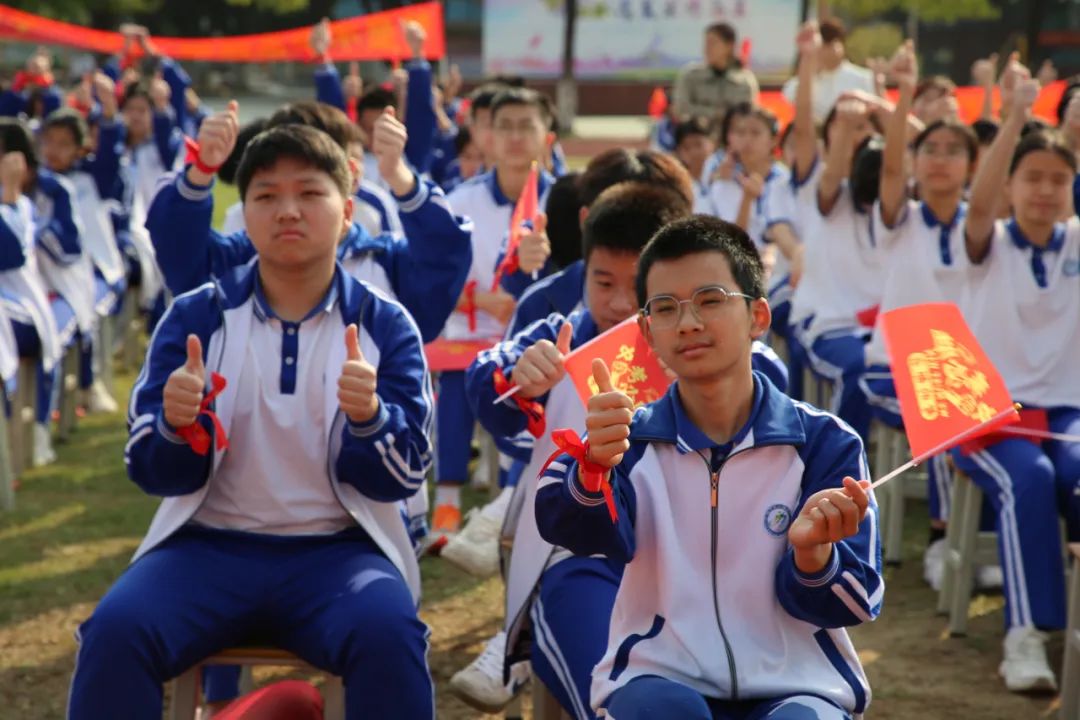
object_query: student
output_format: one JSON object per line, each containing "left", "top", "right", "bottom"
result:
{"left": 67, "top": 124, "right": 436, "bottom": 720}
{"left": 784, "top": 21, "right": 890, "bottom": 442}
{"left": 39, "top": 109, "right": 127, "bottom": 415}
{"left": 455, "top": 182, "right": 693, "bottom": 716}
{"left": 671, "top": 117, "right": 716, "bottom": 213}
{"left": 0, "top": 135, "right": 62, "bottom": 466}
{"left": 146, "top": 99, "right": 471, "bottom": 345}
{"left": 217, "top": 118, "right": 269, "bottom": 235}
{"left": 912, "top": 75, "right": 960, "bottom": 126}
{"left": 854, "top": 45, "right": 992, "bottom": 590}
{"left": 536, "top": 215, "right": 881, "bottom": 720}
{"left": 949, "top": 77, "right": 1080, "bottom": 694}
{"left": 432, "top": 87, "right": 556, "bottom": 537}
{"left": 0, "top": 47, "right": 63, "bottom": 120}
{"left": 440, "top": 125, "right": 483, "bottom": 193}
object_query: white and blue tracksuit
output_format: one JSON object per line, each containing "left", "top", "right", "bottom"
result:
{"left": 68, "top": 262, "right": 436, "bottom": 719}
{"left": 537, "top": 376, "right": 882, "bottom": 718}
{"left": 947, "top": 217, "right": 1080, "bottom": 632}
{"left": 467, "top": 309, "right": 625, "bottom": 720}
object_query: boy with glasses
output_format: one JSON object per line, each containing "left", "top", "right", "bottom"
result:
{"left": 537, "top": 216, "right": 882, "bottom": 720}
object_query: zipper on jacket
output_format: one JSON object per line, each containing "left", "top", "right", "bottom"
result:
{"left": 697, "top": 452, "right": 739, "bottom": 700}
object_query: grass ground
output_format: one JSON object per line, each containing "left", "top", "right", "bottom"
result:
{"left": 0, "top": 182, "right": 1066, "bottom": 719}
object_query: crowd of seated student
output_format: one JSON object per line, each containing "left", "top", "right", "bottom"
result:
{"left": 4, "top": 13, "right": 1078, "bottom": 720}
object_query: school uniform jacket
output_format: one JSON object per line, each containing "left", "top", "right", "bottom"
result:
{"left": 125, "top": 261, "right": 434, "bottom": 602}
{"left": 536, "top": 376, "right": 883, "bottom": 715}
{"left": 0, "top": 196, "right": 61, "bottom": 372}
{"left": 145, "top": 171, "right": 472, "bottom": 344}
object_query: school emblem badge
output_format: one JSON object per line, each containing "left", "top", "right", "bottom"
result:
{"left": 764, "top": 504, "right": 792, "bottom": 537}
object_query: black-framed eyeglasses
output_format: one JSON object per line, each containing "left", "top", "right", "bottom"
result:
{"left": 640, "top": 285, "right": 753, "bottom": 329}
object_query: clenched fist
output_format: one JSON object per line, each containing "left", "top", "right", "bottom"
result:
{"left": 372, "top": 107, "right": 414, "bottom": 196}
{"left": 338, "top": 324, "right": 380, "bottom": 424}
{"left": 516, "top": 212, "right": 551, "bottom": 275}
{"left": 584, "top": 359, "right": 634, "bottom": 469}
{"left": 189, "top": 100, "right": 239, "bottom": 186}
{"left": 511, "top": 321, "right": 572, "bottom": 398}
{"left": 163, "top": 335, "right": 206, "bottom": 429}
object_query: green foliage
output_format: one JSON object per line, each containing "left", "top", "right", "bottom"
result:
{"left": 845, "top": 22, "right": 904, "bottom": 66}
{"left": 831, "top": 0, "right": 1000, "bottom": 24}
{"left": 4, "top": 0, "right": 162, "bottom": 25}
{"left": 224, "top": 0, "right": 311, "bottom": 13}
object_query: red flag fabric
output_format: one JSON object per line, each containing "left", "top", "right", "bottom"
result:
{"left": 175, "top": 372, "right": 229, "bottom": 456}
{"left": 562, "top": 317, "right": 671, "bottom": 410}
{"left": 647, "top": 86, "right": 668, "bottom": 119}
{"left": 493, "top": 368, "right": 546, "bottom": 438}
{"left": 881, "top": 302, "right": 1018, "bottom": 462}
{"left": 543, "top": 429, "right": 618, "bottom": 522}
{"left": 959, "top": 408, "right": 1049, "bottom": 455}
{"left": 491, "top": 162, "right": 539, "bottom": 291}
{"left": 422, "top": 337, "right": 498, "bottom": 372}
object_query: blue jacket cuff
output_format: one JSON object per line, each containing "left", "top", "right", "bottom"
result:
{"left": 790, "top": 546, "right": 840, "bottom": 588}
{"left": 346, "top": 400, "right": 390, "bottom": 438}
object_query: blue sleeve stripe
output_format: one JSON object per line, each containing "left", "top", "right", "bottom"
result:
{"left": 792, "top": 547, "right": 840, "bottom": 588}
{"left": 396, "top": 178, "right": 430, "bottom": 213}
{"left": 374, "top": 435, "right": 425, "bottom": 490}
{"left": 178, "top": 173, "right": 213, "bottom": 202}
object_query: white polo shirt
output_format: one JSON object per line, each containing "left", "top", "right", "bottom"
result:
{"left": 782, "top": 61, "right": 877, "bottom": 122}
{"left": 703, "top": 163, "right": 792, "bottom": 253}
{"left": 193, "top": 280, "right": 353, "bottom": 534}
{"left": 865, "top": 199, "right": 972, "bottom": 366}
{"left": 962, "top": 217, "right": 1080, "bottom": 408}
{"left": 788, "top": 161, "right": 884, "bottom": 345}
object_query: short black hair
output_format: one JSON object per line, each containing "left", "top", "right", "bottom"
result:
{"left": 469, "top": 84, "right": 503, "bottom": 118}
{"left": 706, "top": 22, "right": 736, "bottom": 44}
{"left": 236, "top": 124, "right": 352, "bottom": 202}
{"left": 822, "top": 102, "right": 884, "bottom": 150}
{"left": 819, "top": 18, "right": 847, "bottom": 44}
{"left": 674, "top": 117, "right": 712, "bottom": 148}
{"left": 914, "top": 75, "right": 956, "bottom": 102}
{"left": 584, "top": 182, "right": 691, "bottom": 265}
{"left": 913, "top": 120, "right": 977, "bottom": 164}
{"left": 219, "top": 118, "right": 268, "bottom": 186}
{"left": 453, "top": 124, "right": 474, "bottom": 155}
{"left": 850, "top": 135, "right": 884, "bottom": 210}
{"left": 120, "top": 81, "right": 152, "bottom": 110}
{"left": 42, "top": 108, "right": 88, "bottom": 149}
{"left": 490, "top": 87, "right": 553, "bottom": 127}
{"left": 720, "top": 102, "right": 779, "bottom": 144}
{"left": 577, "top": 148, "right": 695, "bottom": 209}
{"left": 268, "top": 101, "right": 361, "bottom": 151}
{"left": 356, "top": 86, "right": 395, "bottom": 116}
{"left": 0, "top": 117, "right": 39, "bottom": 171}
{"left": 1009, "top": 129, "right": 1078, "bottom": 176}
{"left": 636, "top": 215, "right": 764, "bottom": 308}
{"left": 970, "top": 118, "right": 999, "bottom": 146}
{"left": 1056, "top": 81, "right": 1080, "bottom": 126}
{"left": 1021, "top": 117, "right": 1052, "bottom": 138}
{"left": 545, "top": 172, "right": 584, "bottom": 269}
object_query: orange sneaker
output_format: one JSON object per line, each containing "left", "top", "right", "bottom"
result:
{"left": 432, "top": 503, "right": 462, "bottom": 535}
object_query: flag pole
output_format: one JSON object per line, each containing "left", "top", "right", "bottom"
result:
{"left": 1001, "top": 427, "right": 1080, "bottom": 443}
{"left": 870, "top": 404, "right": 1020, "bottom": 490}
{"left": 493, "top": 384, "right": 523, "bottom": 405}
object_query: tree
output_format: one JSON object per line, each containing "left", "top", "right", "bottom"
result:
{"left": 830, "top": 0, "right": 999, "bottom": 24}
{"left": 4, "top": 0, "right": 162, "bottom": 26}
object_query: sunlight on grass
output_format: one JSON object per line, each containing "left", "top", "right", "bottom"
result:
{"left": 0, "top": 537, "right": 140, "bottom": 586}
{"left": 0, "top": 504, "right": 86, "bottom": 542}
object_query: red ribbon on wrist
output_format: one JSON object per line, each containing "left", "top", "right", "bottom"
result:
{"left": 541, "top": 428, "right": 618, "bottom": 522}
{"left": 184, "top": 136, "right": 222, "bottom": 176}
{"left": 462, "top": 280, "right": 478, "bottom": 333}
{"left": 175, "top": 372, "right": 230, "bottom": 456}
{"left": 493, "top": 368, "right": 546, "bottom": 438}
{"left": 12, "top": 71, "right": 54, "bottom": 94}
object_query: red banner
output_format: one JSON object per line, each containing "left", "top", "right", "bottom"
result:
{"left": 563, "top": 317, "right": 670, "bottom": 410}
{"left": 881, "top": 302, "right": 1018, "bottom": 462}
{"left": 0, "top": 2, "right": 445, "bottom": 63}
{"left": 424, "top": 338, "right": 500, "bottom": 373}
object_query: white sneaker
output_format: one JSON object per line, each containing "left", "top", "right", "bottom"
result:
{"left": 85, "top": 380, "right": 119, "bottom": 414}
{"left": 32, "top": 423, "right": 56, "bottom": 467}
{"left": 923, "top": 537, "right": 946, "bottom": 591}
{"left": 999, "top": 626, "right": 1057, "bottom": 693}
{"left": 442, "top": 508, "right": 502, "bottom": 577}
{"left": 449, "top": 631, "right": 529, "bottom": 713}
{"left": 975, "top": 564, "right": 1004, "bottom": 591}
{"left": 471, "top": 455, "right": 493, "bottom": 490}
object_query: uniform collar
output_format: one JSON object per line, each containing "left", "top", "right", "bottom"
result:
{"left": 252, "top": 266, "right": 340, "bottom": 324}
{"left": 670, "top": 374, "right": 763, "bottom": 455}
{"left": 919, "top": 201, "right": 965, "bottom": 230}
{"left": 1006, "top": 218, "right": 1065, "bottom": 253}
{"left": 484, "top": 167, "right": 553, "bottom": 207}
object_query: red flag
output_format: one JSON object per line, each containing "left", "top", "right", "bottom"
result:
{"left": 647, "top": 86, "right": 668, "bottom": 119}
{"left": 562, "top": 317, "right": 671, "bottom": 410}
{"left": 423, "top": 337, "right": 500, "bottom": 372}
{"left": 881, "top": 302, "right": 1018, "bottom": 463}
{"left": 739, "top": 38, "right": 752, "bottom": 69}
{"left": 491, "top": 162, "right": 540, "bottom": 291}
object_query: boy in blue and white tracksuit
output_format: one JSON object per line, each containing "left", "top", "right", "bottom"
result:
{"left": 537, "top": 216, "right": 881, "bottom": 719}
{"left": 68, "top": 124, "right": 435, "bottom": 720}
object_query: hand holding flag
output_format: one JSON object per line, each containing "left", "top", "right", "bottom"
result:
{"left": 584, "top": 359, "right": 634, "bottom": 469}
{"left": 788, "top": 476, "right": 871, "bottom": 573}
{"left": 510, "top": 321, "right": 572, "bottom": 398}
{"left": 491, "top": 161, "right": 540, "bottom": 290}
{"left": 164, "top": 335, "right": 229, "bottom": 455}
{"left": 516, "top": 212, "right": 551, "bottom": 275}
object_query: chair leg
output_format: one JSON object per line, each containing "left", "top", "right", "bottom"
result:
{"left": 1060, "top": 554, "right": 1080, "bottom": 719}
{"left": 532, "top": 678, "right": 570, "bottom": 720}
{"left": 0, "top": 405, "right": 14, "bottom": 510}
{"left": 99, "top": 315, "right": 116, "bottom": 397}
{"left": 170, "top": 666, "right": 202, "bottom": 720}
{"left": 57, "top": 346, "right": 79, "bottom": 441}
{"left": 937, "top": 480, "right": 963, "bottom": 616}
{"left": 15, "top": 359, "right": 35, "bottom": 473}
{"left": 948, "top": 479, "right": 982, "bottom": 637}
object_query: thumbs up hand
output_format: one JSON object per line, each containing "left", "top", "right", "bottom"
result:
{"left": 511, "top": 321, "right": 573, "bottom": 398}
{"left": 517, "top": 212, "right": 551, "bottom": 275}
{"left": 584, "top": 359, "right": 634, "bottom": 468}
{"left": 372, "top": 106, "right": 415, "bottom": 197}
{"left": 163, "top": 334, "right": 206, "bottom": 429}
{"left": 338, "top": 324, "right": 380, "bottom": 424}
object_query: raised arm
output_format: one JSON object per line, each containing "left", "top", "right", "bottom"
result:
{"left": 792, "top": 21, "right": 821, "bottom": 184}
{"left": 880, "top": 42, "right": 917, "bottom": 228}
{"left": 965, "top": 77, "right": 1037, "bottom": 263}
{"left": 971, "top": 53, "right": 998, "bottom": 121}
{"left": 817, "top": 98, "right": 866, "bottom": 215}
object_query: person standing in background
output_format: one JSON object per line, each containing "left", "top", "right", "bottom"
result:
{"left": 672, "top": 23, "right": 759, "bottom": 124}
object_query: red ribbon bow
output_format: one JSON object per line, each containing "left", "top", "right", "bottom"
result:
{"left": 12, "top": 71, "right": 54, "bottom": 93}
{"left": 542, "top": 428, "right": 618, "bottom": 523}
{"left": 175, "top": 372, "right": 230, "bottom": 456}
{"left": 493, "top": 368, "right": 546, "bottom": 438}
{"left": 184, "top": 136, "right": 223, "bottom": 176}
{"left": 462, "top": 279, "right": 478, "bottom": 333}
